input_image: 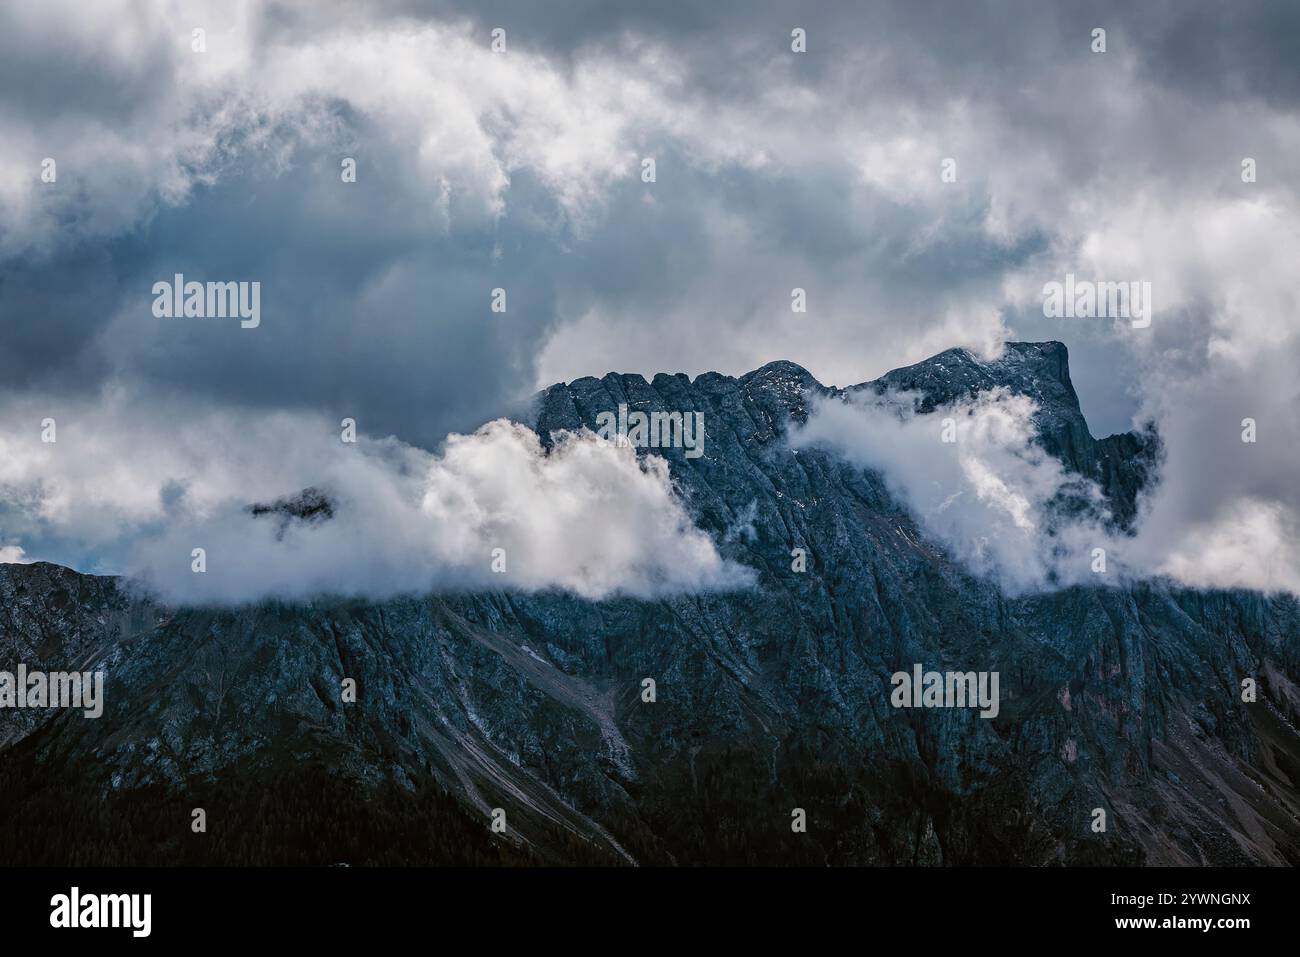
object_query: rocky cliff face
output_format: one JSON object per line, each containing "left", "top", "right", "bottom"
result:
{"left": 2, "top": 342, "right": 1298, "bottom": 866}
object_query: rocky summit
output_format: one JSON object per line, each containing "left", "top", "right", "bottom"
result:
{"left": 1, "top": 341, "right": 1297, "bottom": 866}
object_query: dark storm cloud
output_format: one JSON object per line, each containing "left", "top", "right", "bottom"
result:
{"left": 2, "top": 0, "right": 1292, "bottom": 429}
{"left": 0, "top": 247, "right": 119, "bottom": 393}
{"left": 98, "top": 141, "right": 570, "bottom": 446}
{"left": 380, "top": 0, "right": 1300, "bottom": 104}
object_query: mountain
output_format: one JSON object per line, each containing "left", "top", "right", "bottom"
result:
{"left": 2, "top": 341, "right": 1298, "bottom": 866}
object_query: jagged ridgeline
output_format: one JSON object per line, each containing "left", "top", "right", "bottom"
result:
{"left": 2, "top": 342, "right": 1298, "bottom": 865}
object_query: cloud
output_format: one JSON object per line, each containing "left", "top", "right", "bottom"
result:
{"left": 0, "top": 2, "right": 714, "bottom": 448}
{"left": 0, "top": 3, "right": 657, "bottom": 257}
{"left": 793, "top": 388, "right": 1115, "bottom": 593}
{"left": 0, "top": 390, "right": 750, "bottom": 603}
{"left": 0, "top": 544, "right": 27, "bottom": 564}
{"left": 1121, "top": 343, "right": 1300, "bottom": 595}
{"left": 796, "top": 371, "right": 1300, "bottom": 597}
{"left": 997, "top": 174, "right": 1300, "bottom": 596}
{"left": 1151, "top": 498, "right": 1300, "bottom": 595}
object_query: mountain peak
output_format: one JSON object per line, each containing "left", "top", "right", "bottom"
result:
{"left": 854, "top": 340, "right": 1153, "bottom": 527}
{"left": 533, "top": 339, "right": 1152, "bottom": 528}
{"left": 742, "top": 359, "right": 818, "bottom": 385}
{"left": 858, "top": 340, "right": 1080, "bottom": 418}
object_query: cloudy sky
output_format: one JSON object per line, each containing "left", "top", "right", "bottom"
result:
{"left": 1, "top": 0, "right": 1298, "bottom": 599}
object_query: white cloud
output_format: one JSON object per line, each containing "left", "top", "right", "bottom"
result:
{"left": 796, "top": 371, "right": 1300, "bottom": 597}
{"left": 793, "top": 388, "right": 1114, "bottom": 593}
{"left": 0, "top": 393, "right": 751, "bottom": 604}
{"left": 0, "top": 544, "right": 27, "bottom": 564}
{"left": 999, "top": 185, "right": 1300, "bottom": 595}
{"left": 1152, "top": 498, "right": 1300, "bottom": 595}
{"left": 0, "top": 1, "right": 686, "bottom": 256}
